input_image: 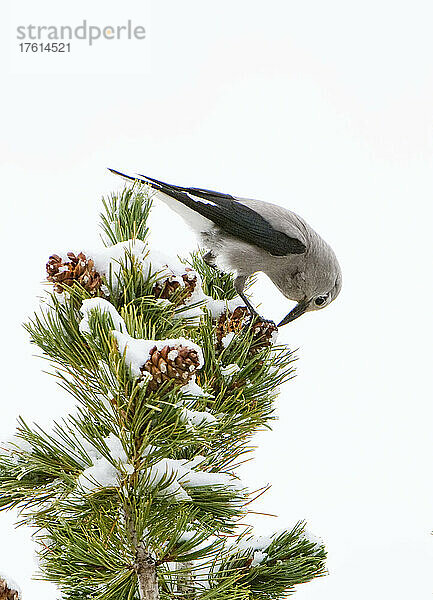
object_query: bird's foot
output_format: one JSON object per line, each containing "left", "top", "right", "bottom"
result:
{"left": 244, "top": 312, "right": 277, "bottom": 329}
{"left": 242, "top": 313, "right": 278, "bottom": 349}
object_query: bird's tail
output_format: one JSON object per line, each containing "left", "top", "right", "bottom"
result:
{"left": 108, "top": 167, "right": 217, "bottom": 233}
{"left": 108, "top": 168, "right": 184, "bottom": 195}
{"left": 108, "top": 168, "right": 137, "bottom": 183}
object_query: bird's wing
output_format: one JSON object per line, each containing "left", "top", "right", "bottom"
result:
{"left": 109, "top": 169, "right": 306, "bottom": 256}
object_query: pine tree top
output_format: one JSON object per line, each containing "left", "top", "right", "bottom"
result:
{"left": 0, "top": 183, "right": 326, "bottom": 599}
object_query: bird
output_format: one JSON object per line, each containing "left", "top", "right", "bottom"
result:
{"left": 109, "top": 169, "right": 342, "bottom": 326}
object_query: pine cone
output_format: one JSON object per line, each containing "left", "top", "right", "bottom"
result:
{"left": 152, "top": 268, "right": 197, "bottom": 302}
{"left": 46, "top": 252, "right": 103, "bottom": 295}
{"left": 140, "top": 344, "right": 200, "bottom": 391}
{"left": 0, "top": 578, "right": 19, "bottom": 600}
{"left": 215, "top": 306, "right": 249, "bottom": 351}
{"left": 216, "top": 307, "right": 277, "bottom": 354}
{"left": 249, "top": 318, "right": 278, "bottom": 354}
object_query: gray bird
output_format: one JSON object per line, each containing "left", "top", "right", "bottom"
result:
{"left": 109, "top": 169, "right": 342, "bottom": 326}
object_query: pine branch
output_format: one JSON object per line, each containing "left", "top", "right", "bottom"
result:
{"left": 100, "top": 183, "right": 153, "bottom": 246}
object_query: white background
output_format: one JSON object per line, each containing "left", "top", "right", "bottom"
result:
{"left": 1, "top": 1, "right": 433, "bottom": 598}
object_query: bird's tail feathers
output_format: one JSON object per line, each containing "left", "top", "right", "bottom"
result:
{"left": 108, "top": 168, "right": 137, "bottom": 182}
{"left": 108, "top": 168, "right": 178, "bottom": 195}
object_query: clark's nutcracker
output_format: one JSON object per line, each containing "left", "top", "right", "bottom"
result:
{"left": 109, "top": 169, "right": 342, "bottom": 326}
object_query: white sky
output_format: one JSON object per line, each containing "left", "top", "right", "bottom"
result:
{"left": 1, "top": 1, "right": 433, "bottom": 598}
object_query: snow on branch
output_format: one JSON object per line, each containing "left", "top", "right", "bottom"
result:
{"left": 48, "top": 238, "right": 246, "bottom": 320}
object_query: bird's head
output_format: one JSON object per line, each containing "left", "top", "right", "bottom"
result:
{"left": 277, "top": 245, "right": 342, "bottom": 326}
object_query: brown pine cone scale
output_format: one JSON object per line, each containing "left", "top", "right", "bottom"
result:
{"left": 216, "top": 306, "right": 277, "bottom": 355}
{"left": 46, "top": 252, "right": 103, "bottom": 295}
{"left": 249, "top": 318, "right": 278, "bottom": 354}
{"left": 141, "top": 344, "right": 200, "bottom": 391}
{"left": 0, "top": 578, "right": 20, "bottom": 600}
{"left": 215, "top": 306, "right": 249, "bottom": 352}
{"left": 152, "top": 268, "right": 197, "bottom": 303}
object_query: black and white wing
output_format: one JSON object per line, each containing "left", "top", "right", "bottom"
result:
{"left": 109, "top": 169, "right": 306, "bottom": 256}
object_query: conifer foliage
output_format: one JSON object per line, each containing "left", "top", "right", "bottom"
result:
{"left": 0, "top": 183, "right": 326, "bottom": 599}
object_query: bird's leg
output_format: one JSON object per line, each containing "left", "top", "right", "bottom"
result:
{"left": 205, "top": 258, "right": 263, "bottom": 321}
{"left": 234, "top": 275, "right": 260, "bottom": 317}
{"left": 234, "top": 275, "right": 277, "bottom": 328}
{"left": 238, "top": 291, "right": 260, "bottom": 318}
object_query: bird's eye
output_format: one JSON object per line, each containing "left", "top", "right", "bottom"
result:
{"left": 314, "top": 295, "right": 328, "bottom": 306}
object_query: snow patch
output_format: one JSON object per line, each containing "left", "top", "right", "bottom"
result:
{"left": 0, "top": 435, "right": 33, "bottom": 464}
{"left": 167, "top": 350, "right": 178, "bottom": 361}
{"left": 87, "top": 240, "right": 193, "bottom": 292}
{"left": 220, "top": 363, "right": 241, "bottom": 380}
{"left": 142, "top": 451, "right": 241, "bottom": 502}
{"left": 77, "top": 433, "right": 134, "bottom": 492}
{"left": 112, "top": 330, "right": 204, "bottom": 379}
{"left": 180, "top": 378, "right": 213, "bottom": 398}
{"left": 205, "top": 296, "right": 246, "bottom": 318}
{"left": 51, "top": 239, "right": 246, "bottom": 324}
{"left": 56, "top": 240, "right": 193, "bottom": 294}
{"left": 78, "top": 456, "right": 119, "bottom": 491}
{"left": 301, "top": 528, "right": 324, "bottom": 551}
{"left": 178, "top": 530, "right": 198, "bottom": 543}
{"left": 251, "top": 550, "right": 268, "bottom": 567}
{"left": 153, "top": 298, "right": 172, "bottom": 307}
{"left": 180, "top": 408, "right": 217, "bottom": 428}
{"left": 221, "top": 332, "right": 235, "bottom": 348}
{"left": 270, "top": 328, "right": 279, "bottom": 344}
{"left": 79, "top": 297, "right": 127, "bottom": 335}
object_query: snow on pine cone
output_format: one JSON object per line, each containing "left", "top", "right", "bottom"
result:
{"left": 140, "top": 343, "right": 200, "bottom": 391}
{"left": 152, "top": 268, "right": 197, "bottom": 303}
{"left": 0, "top": 578, "right": 19, "bottom": 600}
{"left": 46, "top": 252, "right": 103, "bottom": 295}
{"left": 216, "top": 306, "right": 278, "bottom": 354}
{"left": 249, "top": 318, "right": 278, "bottom": 354}
{"left": 216, "top": 306, "right": 249, "bottom": 351}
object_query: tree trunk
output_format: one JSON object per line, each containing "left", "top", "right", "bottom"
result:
{"left": 176, "top": 560, "right": 195, "bottom": 599}
{"left": 136, "top": 543, "right": 160, "bottom": 600}
{"left": 125, "top": 506, "right": 160, "bottom": 600}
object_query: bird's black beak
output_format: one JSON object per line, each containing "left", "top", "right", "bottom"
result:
{"left": 277, "top": 299, "right": 310, "bottom": 327}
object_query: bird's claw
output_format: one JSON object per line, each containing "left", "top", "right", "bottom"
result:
{"left": 244, "top": 313, "right": 276, "bottom": 329}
